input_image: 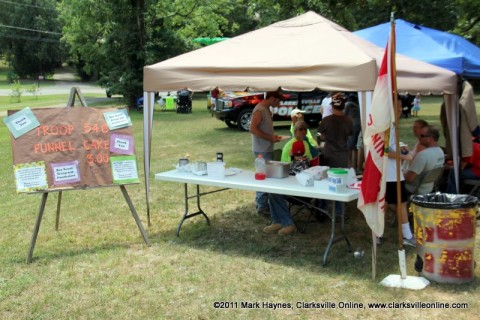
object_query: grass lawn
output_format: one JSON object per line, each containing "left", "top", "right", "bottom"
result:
{"left": 0, "top": 94, "right": 479, "bottom": 319}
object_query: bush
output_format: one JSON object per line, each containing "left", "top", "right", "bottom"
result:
{"left": 26, "top": 83, "right": 41, "bottom": 99}
{"left": 7, "top": 71, "right": 19, "bottom": 83}
{"left": 9, "top": 80, "right": 23, "bottom": 102}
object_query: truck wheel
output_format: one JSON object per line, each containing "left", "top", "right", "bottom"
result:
{"left": 237, "top": 109, "right": 253, "bottom": 131}
{"left": 225, "top": 120, "right": 236, "bottom": 128}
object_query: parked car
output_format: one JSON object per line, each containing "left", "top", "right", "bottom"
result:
{"left": 213, "top": 89, "right": 327, "bottom": 131}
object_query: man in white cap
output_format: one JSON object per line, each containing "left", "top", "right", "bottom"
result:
{"left": 290, "top": 108, "right": 304, "bottom": 127}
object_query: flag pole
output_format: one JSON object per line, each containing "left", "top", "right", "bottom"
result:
{"left": 390, "top": 12, "right": 406, "bottom": 275}
{"left": 379, "top": 12, "right": 429, "bottom": 290}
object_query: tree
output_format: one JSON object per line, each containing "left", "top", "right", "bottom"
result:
{"left": 349, "top": 0, "right": 457, "bottom": 31}
{"left": 453, "top": 0, "right": 480, "bottom": 45}
{"left": 0, "top": 0, "right": 63, "bottom": 78}
{"left": 60, "top": 0, "right": 250, "bottom": 106}
{"left": 243, "top": 0, "right": 361, "bottom": 30}
{"left": 59, "top": 0, "right": 147, "bottom": 106}
{"left": 58, "top": 0, "right": 479, "bottom": 107}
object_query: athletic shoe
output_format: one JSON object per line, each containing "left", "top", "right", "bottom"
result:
{"left": 403, "top": 237, "right": 416, "bottom": 248}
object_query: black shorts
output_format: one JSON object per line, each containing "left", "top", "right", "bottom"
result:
{"left": 385, "top": 181, "right": 408, "bottom": 203}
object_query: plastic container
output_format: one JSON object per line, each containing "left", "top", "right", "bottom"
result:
{"left": 412, "top": 193, "right": 477, "bottom": 284}
{"left": 254, "top": 154, "right": 266, "bottom": 180}
{"left": 207, "top": 162, "right": 225, "bottom": 179}
{"left": 165, "top": 96, "right": 175, "bottom": 110}
{"left": 327, "top": 168, "right": 348, "bottom": 192}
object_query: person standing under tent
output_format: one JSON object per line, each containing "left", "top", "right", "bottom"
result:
{"left": 317, "top": 93, "right": 352, "bottom": 218}
{"left": 319, "top": 92, "right": 333, "bottom": 118}
{"left": 250, "top": 90, "right": 283, "bottom": 217}
{"left": 317, "top": 93, "right": 352, "bottom": 169}
{"left": 344, "top": 94, "right": 361, "bottom": 171}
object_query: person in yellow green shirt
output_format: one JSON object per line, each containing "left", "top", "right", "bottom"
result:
{"left": 289, "top": 109, "right": 319, "bottom": 162}
{"left": 282, "top": 120, "right": 313, "bottom": 163}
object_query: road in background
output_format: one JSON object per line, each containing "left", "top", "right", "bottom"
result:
{"left": 0, "top": 70, "right": 122, "bottom": 117}
{"left": 0, "top": 68, "right": 106, "bottom": 96}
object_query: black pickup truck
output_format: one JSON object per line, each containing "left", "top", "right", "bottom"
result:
{"left": 213, "top": 90, "right": 327, "bottom": 131}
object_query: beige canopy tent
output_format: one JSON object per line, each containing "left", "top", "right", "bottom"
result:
{"left": 142, "top": 11, "right": 459, "bottom": 220}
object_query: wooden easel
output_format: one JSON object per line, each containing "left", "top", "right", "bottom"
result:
{"left": 26, "top": 89, "right": 151, "bottom": 263}
{"left": 66, "top": 87, "right": 89, "bottom": 107}
{"left": 28, "top": 185, "right": 151, "bottom": 263}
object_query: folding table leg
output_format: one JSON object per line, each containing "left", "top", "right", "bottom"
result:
{"left": 322, "top": 201, "right": 352, "bottom": 266}
{"left": 176, "top": 184, "right": 210, "bottom": 236}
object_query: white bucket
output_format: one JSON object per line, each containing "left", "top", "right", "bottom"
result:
{"left": 207, "top": 162, "right": 226, "bottom": 179}
{"left": 327, "top": 169, "right": 348, "bottom": 192}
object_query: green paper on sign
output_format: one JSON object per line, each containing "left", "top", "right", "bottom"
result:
{"left": 111, "top": 155, "right": 139, "bottom": 184}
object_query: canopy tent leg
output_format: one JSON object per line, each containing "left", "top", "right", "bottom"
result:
{"left": 143, "top": 91, "right": 155, "bottom": 226}
{"left": 444, "top": 94, "right": 460, "bottom": 192}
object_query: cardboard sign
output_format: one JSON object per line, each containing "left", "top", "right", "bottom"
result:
{"left": 3, "top": 107, "right": 40, "bottom": 139}
{"left": 7, "top": 107, "right": 138, "bottom": 193}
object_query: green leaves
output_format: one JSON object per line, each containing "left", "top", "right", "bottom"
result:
{"left": 0, "top": 0, "right": 62, "bottom": 78}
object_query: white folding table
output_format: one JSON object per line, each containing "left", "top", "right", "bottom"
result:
{"left": 155, "top": 169, "right": 359, "bottom": 266}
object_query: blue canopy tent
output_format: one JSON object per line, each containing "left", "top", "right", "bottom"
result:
{"left": 354, "top": 19, "right": 480, "bottom": 78}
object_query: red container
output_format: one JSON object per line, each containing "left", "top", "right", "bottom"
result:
{"left": 255, "top": 172, "right": 266, "bottom": 180}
